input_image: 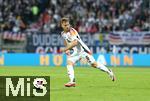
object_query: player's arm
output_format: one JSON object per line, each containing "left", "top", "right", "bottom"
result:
{"left": 64, "top": 40, "right": 67, "bottom": 46}
{"left": 60, "top": 39, "right": 78, "bottom": 52}
{"left": 65, "top": 39, "right": 78, "bottom": 51}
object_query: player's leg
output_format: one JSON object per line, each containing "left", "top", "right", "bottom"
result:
{"left": 91, "top": 61, "right": 116, "bottom": 81}
{"left": 66, "top": 60, "right": 75, "bottom": 83}
{"left": 65, "top": 56, "right": 79, "bottom": 87}
{"left": 84, "top": 53, "right": 116, "bottom": 81}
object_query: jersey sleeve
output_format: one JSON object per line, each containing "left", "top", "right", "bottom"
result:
{"left": 70, "top": 28, "right": 91, "bottom": 53}
{"left": 70, "top": 28, "right": 81, "bottom": 41}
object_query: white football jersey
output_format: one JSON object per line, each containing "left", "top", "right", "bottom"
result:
{"left": 61, "top": 28, "right": 91, "bottom": 56}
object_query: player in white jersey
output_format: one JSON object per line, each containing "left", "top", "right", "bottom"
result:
{"left": 60, "top": 17, "right": 116, "bottom": 87}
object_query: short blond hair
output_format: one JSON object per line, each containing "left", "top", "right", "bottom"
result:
{"left": 60, "top": 17, "right": 69, "bottom": 24}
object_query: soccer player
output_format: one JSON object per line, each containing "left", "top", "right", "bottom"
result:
{"left": 60, "top": 17, "right": 116, "bottom": 87}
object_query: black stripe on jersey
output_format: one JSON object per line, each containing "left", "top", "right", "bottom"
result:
{"left": 76, "top": 35, "right": 81, "bottom": 40}
{"left": 66, "top": 39, "right": 71, "bottom": 43}
{"left": 80, "top": 43, "right": 91, "bottom": 54}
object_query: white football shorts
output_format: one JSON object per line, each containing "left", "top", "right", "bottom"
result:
{"left": 67, "top": 51, "right": 95, "bottom": 65}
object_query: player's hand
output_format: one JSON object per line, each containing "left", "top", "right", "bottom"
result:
{"left": 65, "top": 50, "right": 70, "bottom": 55}
{"left": 60, "top": 48, "right": 66, "bottom": 53}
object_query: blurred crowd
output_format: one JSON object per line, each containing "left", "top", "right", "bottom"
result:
{"left": 0, "top": 0, "right": 149, "bottom": 33}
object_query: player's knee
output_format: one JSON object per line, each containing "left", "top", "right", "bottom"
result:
{"left": 91, "top": 63, "right": 97, "bottom": 68}
{"left": 67, "top": 61, "right": 74, "bottom": 66}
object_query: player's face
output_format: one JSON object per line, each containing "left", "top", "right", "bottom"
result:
{"left": 61, "top": 21, "right": 70, "bottom": 32}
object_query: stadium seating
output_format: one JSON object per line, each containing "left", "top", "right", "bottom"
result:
{"left": 0, "top": 0, "right": 149, "bottom": 33}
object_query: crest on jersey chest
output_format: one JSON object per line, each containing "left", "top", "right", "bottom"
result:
{"left": 62, "top": 32, "right": 74, "bottom": 43}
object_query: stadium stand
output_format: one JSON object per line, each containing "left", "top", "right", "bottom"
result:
{"left": 0, "top": 0, "right": 149, "bottom": 33}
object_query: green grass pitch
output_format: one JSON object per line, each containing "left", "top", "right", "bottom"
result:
{"left": 0, "top": 66, "right": 150, "bottom": 101}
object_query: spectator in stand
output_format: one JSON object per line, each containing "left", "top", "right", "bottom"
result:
{"left": 0, "top": 0, "right": 149, "bottom": 33}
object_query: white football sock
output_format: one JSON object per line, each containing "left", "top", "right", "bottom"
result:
{"left": 96, "top": 63, "right": 111, "bottom": 74}
{"left": 67, "top": 65, "right": 75, "bottom": 83}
